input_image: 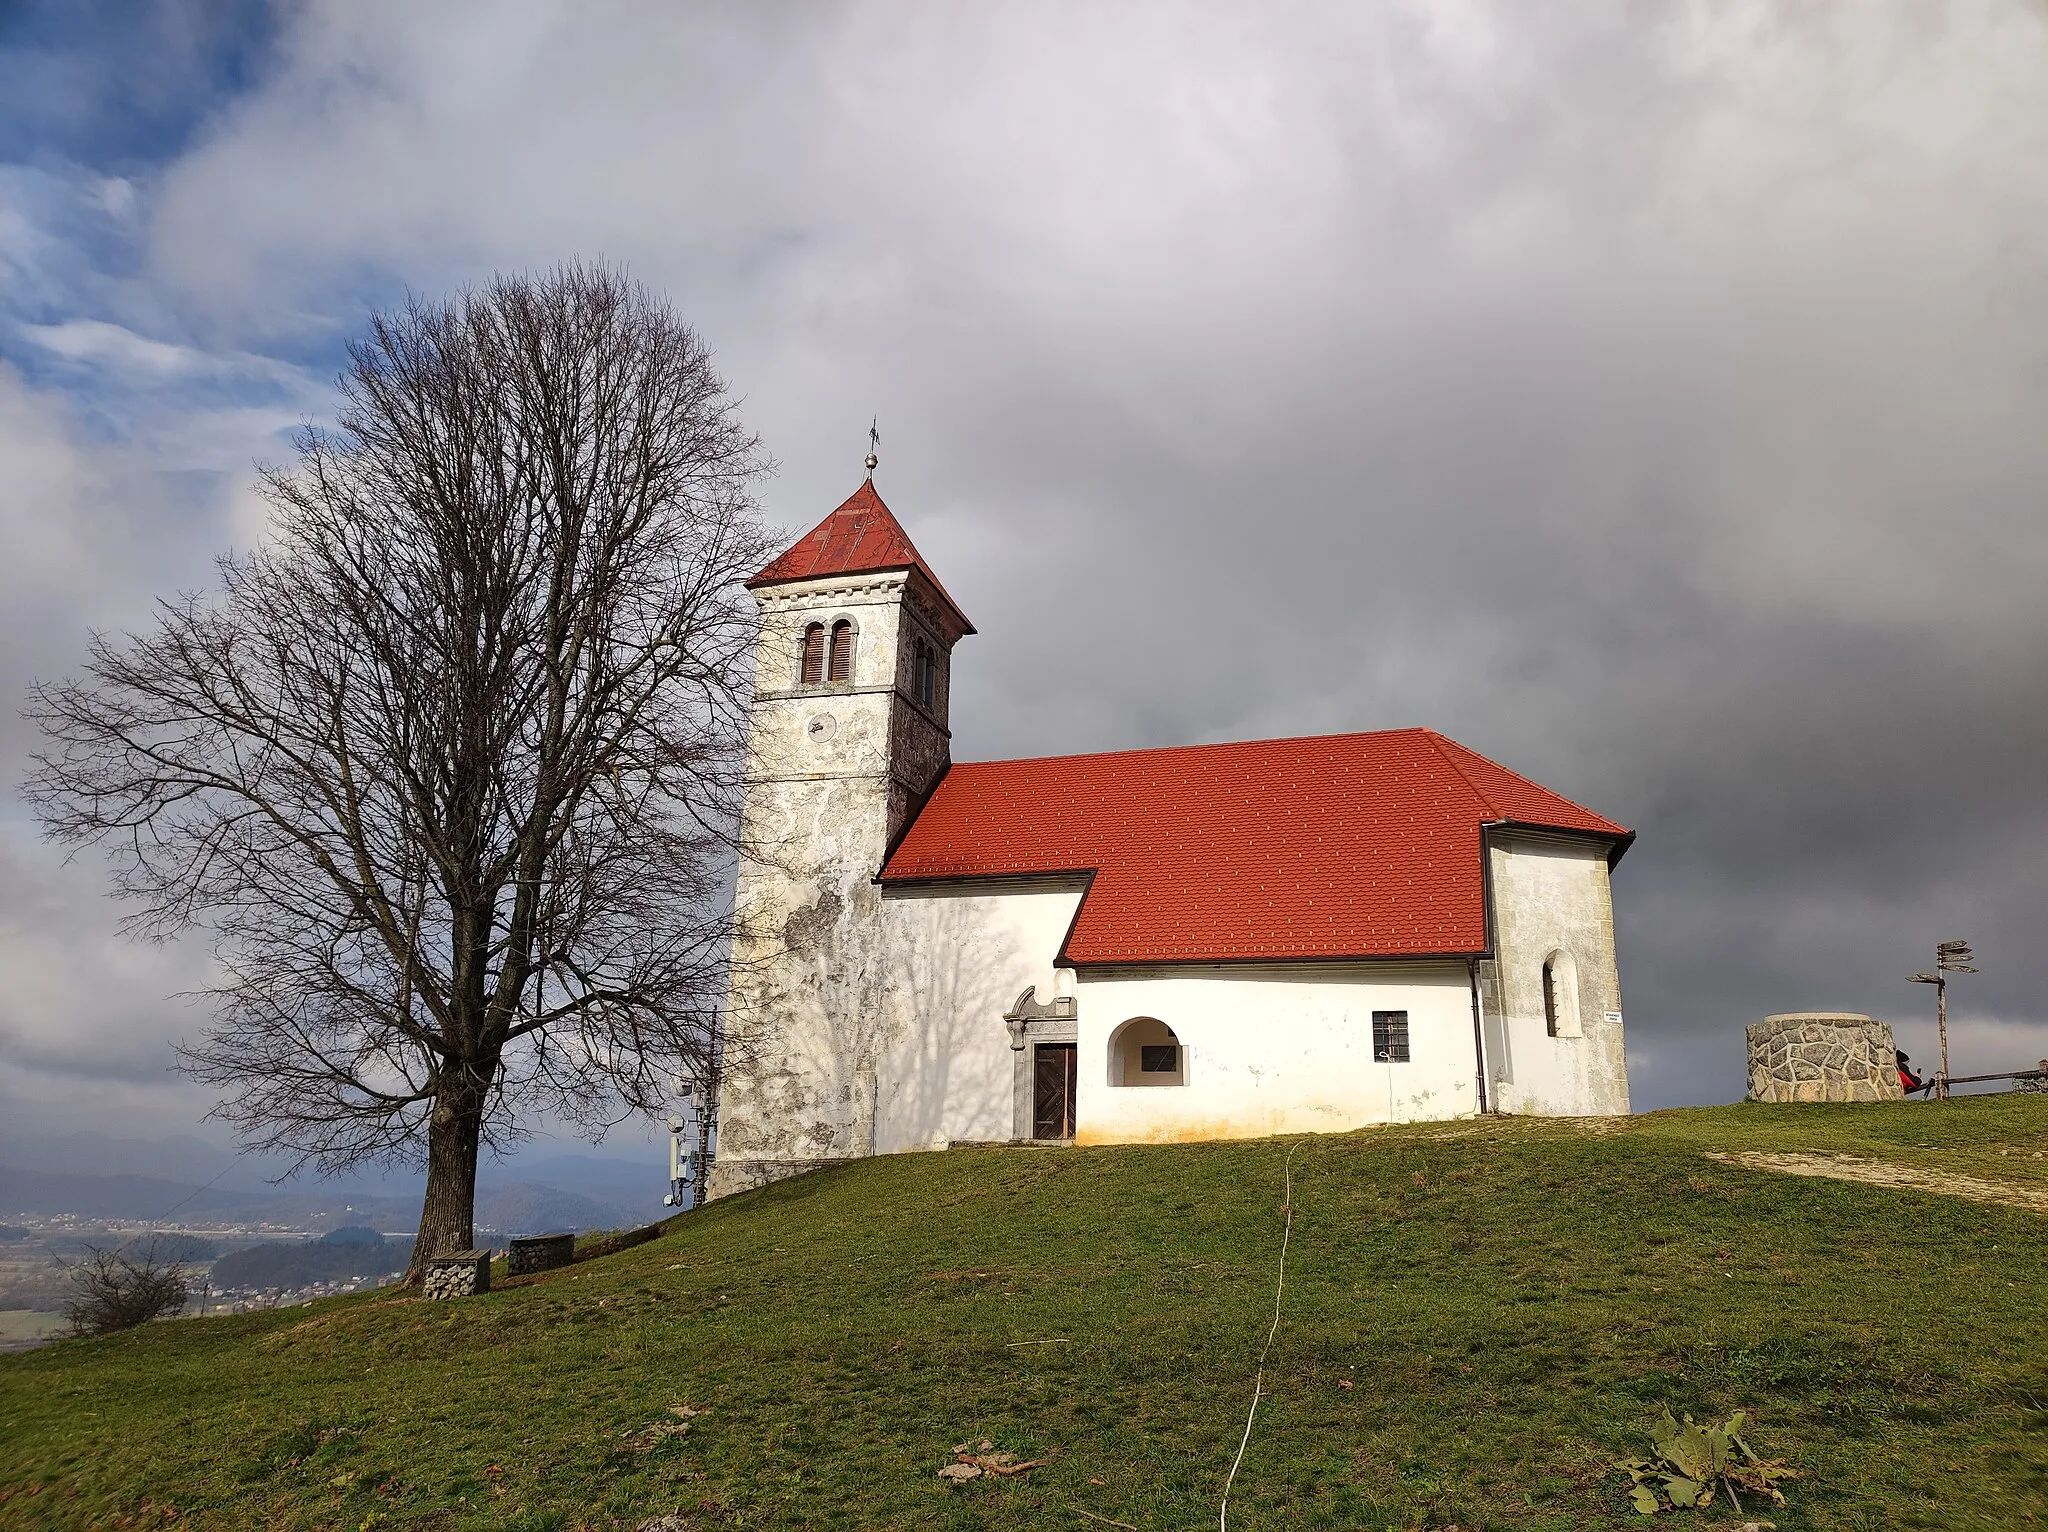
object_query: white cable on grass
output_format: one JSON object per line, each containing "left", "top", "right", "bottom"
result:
{"left": 1220, "top": 1141, "right": 1299, "bottom": 1532}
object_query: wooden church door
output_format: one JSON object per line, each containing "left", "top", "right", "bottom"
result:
{"left": 1032, "top": 1043, "right": 1078, "bottom": 1140}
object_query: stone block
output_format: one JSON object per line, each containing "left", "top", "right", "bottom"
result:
{"left": 423, "top": 1249, "right": 492, "bottom": 1300}
{"left": 506, "top": 1233, "right": 576, "bottom": 1277}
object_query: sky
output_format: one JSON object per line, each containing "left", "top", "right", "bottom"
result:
{"left": 3, "top": 1, "right": 2047, "bottom": 1161}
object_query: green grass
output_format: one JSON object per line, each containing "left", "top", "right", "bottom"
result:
{"left": 3, "top": 1098, "right": 2046, "bottom": 1531}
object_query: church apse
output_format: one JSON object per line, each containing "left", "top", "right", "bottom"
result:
{"left": 1483, "top": 829, "right": 1629, "bottom": 1117}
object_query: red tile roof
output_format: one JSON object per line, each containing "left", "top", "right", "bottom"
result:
{"left": 880, "top": 728, "right": 1630, "bottom": 966}
{"left": 747, "top": 479, "right": 973, "bottom": 633}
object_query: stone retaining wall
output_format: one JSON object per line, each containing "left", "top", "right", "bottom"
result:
{"left": 1746, "top": 1012, "right": 1903, "bottom": 1103}
{"left": 506, "top": 1233, "right": 575, "bottom": 1277}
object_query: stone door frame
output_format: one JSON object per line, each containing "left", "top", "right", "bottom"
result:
{"left": 1005, "top": 985, "right": 1078, "bottom": 1142}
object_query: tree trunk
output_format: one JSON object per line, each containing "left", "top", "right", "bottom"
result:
{"left": 408, "top": 1070, "right": 488, "bottom": 1282}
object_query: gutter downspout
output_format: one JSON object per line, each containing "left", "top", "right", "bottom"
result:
{"left": 1468, "top": 957, "right": 1492, "bottom": 1116}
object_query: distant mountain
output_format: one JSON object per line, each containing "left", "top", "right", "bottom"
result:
{"left": 476, "top": 1181, "right": 632, "bottom": 1237}
{"left": 0, "top": 1131, "right": 420, "bottom": 1199}
{"left": 485, "top": 1152, "right": 670, "bottom": 1219}
{"left": 0, "top": 1132, "right": 258, "bottom": 1189}
{"left": 0, "top": 1165, "right": 269, "bottom": 1221}
{"left": 211, "top": 1231, "right": 410, "bottom": 1290}
{"left": 0, "top": 1163, "right": 648, "bottom": 1238}
{"left": 0, "top": 1130, "right": 671, "bottom": 1219}
{"left": 0, "top": 1165, "right": 418, "bottom": 1230}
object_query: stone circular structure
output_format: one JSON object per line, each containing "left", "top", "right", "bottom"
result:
{"left": 1746, "top": 1012, "right": 1903, "bottom": 1104}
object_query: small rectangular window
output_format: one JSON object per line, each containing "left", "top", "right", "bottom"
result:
{"left": 913, "top": 638, "right": 936, "bottom": 709}
{"left": 1139, "top": 1044, "right": 1179, "bottom": 1073}
{"left": 1372, "top": 1011, "right": 1410, "bottom": 1063}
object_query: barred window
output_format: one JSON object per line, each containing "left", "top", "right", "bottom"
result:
{"left": 1110, "top": 1017, "right": 1184, "bottom": 1087}
{"left": 1372, "top": 1010, "right": 1410, "bottom": 1063}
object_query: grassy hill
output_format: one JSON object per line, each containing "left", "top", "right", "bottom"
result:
{"left": 1, "top": 1098, "right": 2044, "bottom": 1531}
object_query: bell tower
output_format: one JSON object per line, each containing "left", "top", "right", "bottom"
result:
{"left": 709, "top": 471, "right": 974, "bottom": 1197}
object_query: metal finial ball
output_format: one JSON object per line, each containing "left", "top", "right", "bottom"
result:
{"left": 865, "top": 452, "right": 879, "bottom": 472}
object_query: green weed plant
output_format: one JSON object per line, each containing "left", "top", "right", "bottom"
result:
{"left": 1618, "top": 1406, "right": 1797, "bottom": 1515}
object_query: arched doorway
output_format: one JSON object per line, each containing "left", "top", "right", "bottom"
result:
{"left": 1108, "top": 1017, "right": 1186, "bottom": 1087}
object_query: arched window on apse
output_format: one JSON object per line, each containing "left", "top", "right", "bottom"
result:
{"left": 828, "top": 619, "right": 856, "bottom": 683}
{"left": 1542, "top": 949, "right": 1581, "bottom": 1038}
{"left": 799, "top": 623, "right": 826, "bottom": 686}
{"left": 1108, "top": 1017, "right": 1186, "bottom": 1087}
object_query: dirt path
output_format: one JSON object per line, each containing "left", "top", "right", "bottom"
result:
{"left": 1705, "top": 1151, "right": 2048, "bottom": 1213}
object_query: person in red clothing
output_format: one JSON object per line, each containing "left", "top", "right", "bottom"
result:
{"left": 1895, "top": 1050, "right": 1927, "bottom": 1095}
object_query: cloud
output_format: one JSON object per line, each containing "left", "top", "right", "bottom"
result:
{"left": 18, "top": 318, "right": 303, "bottom": 385}
{"left": 5, "top": 0, "right": 2048, "bottom": 1126}
{"left": 0, "top": 365, "right": 228, "bottom": 1131}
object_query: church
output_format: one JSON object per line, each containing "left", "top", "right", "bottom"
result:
{"left": 708, "top": 474, "right": 1633, "bottom": 1198}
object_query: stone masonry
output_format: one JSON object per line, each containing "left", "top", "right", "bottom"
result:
{"left": 506, "top": 1233, "right": 575, "bottom": 1277}
{"left": 423, "top": 1249, "right": 492, "bottom": 1299}
{"left": 1746, "top": 1012, "right": 1904, "bottom": 1104}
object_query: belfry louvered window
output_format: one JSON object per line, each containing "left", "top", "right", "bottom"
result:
{"left": 913, "top": 637, "right": 936, "bottom": 709}
{"left": 799, "top": 623, "right": 826, "bottom": 686}
{"left": 827, "top": 619, "right": 855, "bottom": 683}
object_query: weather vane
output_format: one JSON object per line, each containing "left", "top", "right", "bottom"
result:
{"left": 865, "top": 418, "right": 880, "bottom": 479}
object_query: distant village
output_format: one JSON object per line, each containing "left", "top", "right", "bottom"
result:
{"left": 0, "top": 1217, "right": 413, "bottom": 1350}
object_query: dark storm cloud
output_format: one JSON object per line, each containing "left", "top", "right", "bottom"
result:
{"left": 5, "top": 1, "right": 2047, "bottom": 1131}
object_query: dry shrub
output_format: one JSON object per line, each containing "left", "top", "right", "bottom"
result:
{"left": 61, "top": 1242, "right": 190, "bottom": 1337}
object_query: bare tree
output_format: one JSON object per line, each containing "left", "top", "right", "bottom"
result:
{"left": 26, "top": 263, "right": 775, "bottom": 1276}
{"left": 61, "top": 1242, "right": 191, "bottom": 1337}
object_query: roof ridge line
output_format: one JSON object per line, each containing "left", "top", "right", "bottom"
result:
{"left": 951, "top": 725, "right": 1439, "bottom": 771}
{"left": 1418, "top": 728, "right": 1507, "bottom": 820}
{"left": 1422, "top": 728, "right": 1625, "bottom": 835}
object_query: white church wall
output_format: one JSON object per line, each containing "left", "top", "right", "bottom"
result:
{"left": 714, "top": 529, "right": 1635, "bottom": 1198}
{"left": 1484, "top": 831, "right": 1630, "bottom": 1117}
{"left": 868, "top": 881, "right": 1087, "bottom": 1152}
{"left": 1071, "top": 962, "right": 1480, "bottom": 1145}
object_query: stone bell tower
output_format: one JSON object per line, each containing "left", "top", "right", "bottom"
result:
{"left": 708, "top": 470, "right": 974, "bottom": 1197}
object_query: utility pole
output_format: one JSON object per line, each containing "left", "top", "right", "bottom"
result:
{"left": 1908, "top": 938, "right": 1976, "bottom": 1099}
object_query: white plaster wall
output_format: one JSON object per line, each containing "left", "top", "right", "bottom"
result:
{"left": 1483, "top": 832, "right": 1630, "bottom": 1117}
{"left": 867, "top": 882, "right": 1086, "bottom": 1151}
{"left": 1072, "top": 963, "right": 1480, "bottom": 1145}
{"left": 716, "top": 574, "right": 916, "bottom": 1188}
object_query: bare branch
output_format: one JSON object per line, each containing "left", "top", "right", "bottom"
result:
{"left": 23, "top": 261, "right": 777, "bottom": 1270}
